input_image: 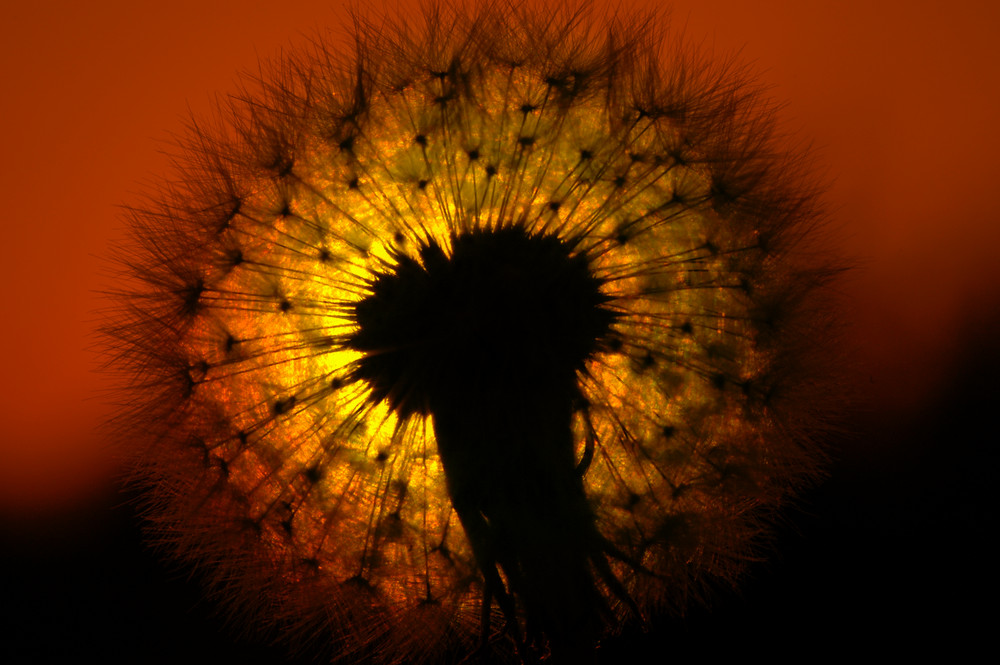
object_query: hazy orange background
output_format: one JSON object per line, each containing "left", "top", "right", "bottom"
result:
{"left": 1, "top": 0, "right": 998, "bottom": 522}
{"left": 1, "top": 1, "right": 997, "bottom": 661}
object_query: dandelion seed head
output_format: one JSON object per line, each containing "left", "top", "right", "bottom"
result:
{"left": 104, "top": 2, "right": 840, "bottom": 662}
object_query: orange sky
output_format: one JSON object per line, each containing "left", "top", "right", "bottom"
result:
{"left": 1, "top": 0, "right": 998, "bottom": 518}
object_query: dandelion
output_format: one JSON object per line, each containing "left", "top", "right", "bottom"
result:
{"left": 104, "top": 2, "right": 839, "bottom": 663}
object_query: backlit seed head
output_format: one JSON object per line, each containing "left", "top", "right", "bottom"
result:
{"left": 103, "top": 2, "right": 841, "bottom": 663}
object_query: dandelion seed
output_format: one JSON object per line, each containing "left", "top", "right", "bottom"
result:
{"left": 104, "top": 2, "right": 840, "bottom": 663}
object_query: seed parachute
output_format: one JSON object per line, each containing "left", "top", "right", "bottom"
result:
{"left": 103, "top": 2, "right": 840, "bottom": 663}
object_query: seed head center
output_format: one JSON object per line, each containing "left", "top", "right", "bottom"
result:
{"left": 348, "top": 228, "right": 616, "bottom": 418}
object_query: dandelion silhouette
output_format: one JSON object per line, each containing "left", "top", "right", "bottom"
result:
{"left": 105, "top": 2, "right": 838, "bottom": 663}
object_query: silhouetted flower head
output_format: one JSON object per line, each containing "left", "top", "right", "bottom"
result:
{"left": 104, "top": 2, "right": 840, "bottom": 663}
